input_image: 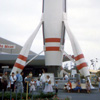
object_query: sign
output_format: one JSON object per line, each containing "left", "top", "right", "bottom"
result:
{"left": 2, "top": 66, "right": 9, "bottom": 68}
{"left": 0, "top": 44, "right": 16, "bottom": 49}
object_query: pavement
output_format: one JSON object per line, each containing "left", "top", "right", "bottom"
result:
{"left": 57, "top": 90, "right": 100, "bottom": 100}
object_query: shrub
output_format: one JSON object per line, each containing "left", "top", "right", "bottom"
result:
{"left": 0, "top": 92, "right": 55, "bottom": 100}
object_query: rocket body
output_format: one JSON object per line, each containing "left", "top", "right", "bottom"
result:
{"left": 43, "top": 0, "right": 66, "bottom": 66}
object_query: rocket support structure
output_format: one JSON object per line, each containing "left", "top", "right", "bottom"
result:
{"left": 11, "top": 0, "right": 90, "bottom": 77}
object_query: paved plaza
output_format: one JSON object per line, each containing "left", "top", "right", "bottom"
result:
{"left": 57, "top": 90, "right": 100, "bottom": 100}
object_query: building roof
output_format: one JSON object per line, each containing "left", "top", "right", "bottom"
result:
{"left": 0, "top": 37, "right": 44, "bottom": 66}
{"left": 0, "top": 37, "right": 36, "bottom": 54}
{"left": 0, "top": 53, "right": 45, "bottom": 66}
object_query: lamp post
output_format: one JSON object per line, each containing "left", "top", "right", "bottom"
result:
{"left": 90, "top": 58, "right": 98, "bottom": 70}
{"left": 95, "top": 58, "right": 98, "bottom": 70}
{"left": 90, "top": 59, "right": 95, "bottom": 70}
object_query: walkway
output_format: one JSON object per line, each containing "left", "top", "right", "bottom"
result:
{"left": 57, "top": 90, "right": 100, "bottom": 100}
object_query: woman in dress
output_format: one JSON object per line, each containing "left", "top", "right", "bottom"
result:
{"left": 44, "top": 75, "right": 53, "bottom": 93}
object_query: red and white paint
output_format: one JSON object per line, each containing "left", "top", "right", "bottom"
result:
{"left": 64, "top": 18, "right": 90, "bottom": 76}
{"left": 43, "top": 0, "right": 66, "bottom": 66}
{"left": 11, "top": 21, "right": 42, "bottom": 74}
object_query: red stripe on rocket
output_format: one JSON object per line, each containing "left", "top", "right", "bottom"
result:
{"left": 45, "top": 38, "right": 61, "bottom": 51}
{"left": 45, "top": 38, "right": 61, "bottom": 42}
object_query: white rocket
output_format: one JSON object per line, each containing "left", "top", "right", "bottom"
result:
{"left": 11, "top": 0, "right": 90, "bottom": 77}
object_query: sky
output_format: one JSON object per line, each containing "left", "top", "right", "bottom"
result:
{"left": 0, "top": 0, "right": 100, "bottom": 69}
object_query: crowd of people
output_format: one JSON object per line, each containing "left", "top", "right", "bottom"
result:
{"left": 0, "top": 71, "right": 25, "bottom": 92}
{"left": 0, "top": 71, "right": 54, "bottom": 93}
{"left": 64, "top": 79, "right": 90, "bottom": 93}
{"left": 0, "top": 71, "right": 100, "bottom": 94}
{"left": 63, "top": 77, "right": 100, "bottom": 93}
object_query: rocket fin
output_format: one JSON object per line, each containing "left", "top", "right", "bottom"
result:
{"left": 11, "top": 20, "right": 43, "bottom": 74}
{"left": 63, "top": 14, "right": 90, "bottom": 77}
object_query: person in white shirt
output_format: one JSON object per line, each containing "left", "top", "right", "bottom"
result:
{"left": 64, "top": 74, "right": 69, "bottom": 81}
{"left": 40, "top": 69, "right": 46, "bottom": 90}
{"left": 10, "top": 72, "right": 16, "bottom": 92}
{"left": 30, "top": 78, "right": 35, "bottom": 93}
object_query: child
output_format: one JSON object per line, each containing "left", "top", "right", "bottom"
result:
{"left": 55, "top": 81, "right": 58, "bottom": 94}
{"left": 36, "top": 79, "right": 40, "bottom": 91}
{"left": 86, "top": 80, "right": 90, "bottom": 93}
{"left": 30, "top": 78, "right": 35, "bottom": 93}
{"left": 66, "top": 80, "right": 72, "bottom": 93}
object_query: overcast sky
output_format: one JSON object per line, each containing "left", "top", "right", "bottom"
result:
{"left": 0, "top": 0, "right": 100, "bottom": 69}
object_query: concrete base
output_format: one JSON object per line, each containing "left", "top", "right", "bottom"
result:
{"left": 47, "top": 66, "right": 60, "bottom": 77}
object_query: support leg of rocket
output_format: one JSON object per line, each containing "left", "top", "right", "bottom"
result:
{"left": 63, "top": 12, "right": 95, "bottom": 88}
{"left": 63, "top": 12, "right": 90, "bottom": 77}
{"left": 10, "top": 16, "right": 43, "bottom": 74}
